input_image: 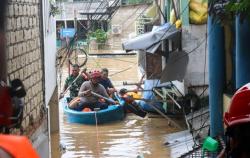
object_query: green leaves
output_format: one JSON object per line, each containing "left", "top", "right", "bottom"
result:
{"left": 209, "top": 0, "right": 250, "bottom": 24}
{"left": 49, "top": 1, "right": 60, "bottom": 17}
{"left": 225, "top": 0, "right": 250, "bottom": 21}
{"left": 88, "top": 29, "right": 107, "bottom": 43}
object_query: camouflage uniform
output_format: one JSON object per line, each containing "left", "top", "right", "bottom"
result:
{"left": 65, "top": 75, "right": 86, "bottom": 98}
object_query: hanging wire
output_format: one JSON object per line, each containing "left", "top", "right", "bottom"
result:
{"left": 94, "top": 110, "right": 101, "bottom": 157}
{"left": 198, "top": 23, "right": 208, "bottom": 137}
{"left": 109, "top": 57, "right": 137, "bottom": 64}
{"left": 120, "top": 5, "right": 148, "bottom": 26}
{"left": 109, "top": 66, "right": 133, "bottom": 77}
{"left": 122, "top": 5, "right": 151, "bottom": 31}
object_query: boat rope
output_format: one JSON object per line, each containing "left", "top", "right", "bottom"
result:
{"left": 58, "top": 66, "right": 62, "bottom": 93}
{"left": 109, "top": 66, "right": 133, "bottom": 77}
{"left": 94, "top": 109, "right": 101, "bottom": 158}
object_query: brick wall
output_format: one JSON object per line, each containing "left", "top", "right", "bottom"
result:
{"left": 5, "top": 0, "right": 45, "bottom": 134}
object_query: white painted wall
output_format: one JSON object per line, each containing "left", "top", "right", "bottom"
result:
{"left": 44, "top": 33, "right": 57, "bottom": 105}
{"left": 33, "top": 1, "right": 57, "bottom": 158}
{"left": 43, "top": 0, "right": 57, "bottom": 106}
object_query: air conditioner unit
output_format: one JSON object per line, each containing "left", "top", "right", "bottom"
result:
{"left": 111, "top": 25, "right": 122, "bottom": 34}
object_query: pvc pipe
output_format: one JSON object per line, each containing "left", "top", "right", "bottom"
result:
{"left": 208, "top": 16, "right": 225, "bottom": 137}
{"left": 235, "top": 17, "right": 250, "bottom": 88}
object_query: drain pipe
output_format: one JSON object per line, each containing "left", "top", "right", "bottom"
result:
{"left": 235, "top": 17, "right": 250, "bottom": 88}
{"left": 0, "top": 0, "right": 7, "bottom": 82}
{"left": 208, "top": 16, "right": 225, "bottom": 137}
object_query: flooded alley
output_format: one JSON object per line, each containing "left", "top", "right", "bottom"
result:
{"left": 53, "top": 55, "right": 180, "bottom": 158}
{"left": 3, "top": 0, "right": 249, "bottom": 158}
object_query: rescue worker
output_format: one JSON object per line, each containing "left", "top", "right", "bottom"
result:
{"left": 75, "top": 70, "right": 110, "bottom": 111}
{"left": 60, "top": 64, "right": 87, "bottom": 99}
{"left": 217, "top": 83, "right": 250, "bottom": 158}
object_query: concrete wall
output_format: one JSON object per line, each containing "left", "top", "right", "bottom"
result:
{"left": 182, "top": 25, "right": 209, "bottom": 95}
{"left": 55, "top": 1, "right": 108, "bottom": 21}
{"left": 110, "top": 4, "right": 150, "bottom": 50}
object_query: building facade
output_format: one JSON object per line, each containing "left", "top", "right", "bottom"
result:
{"left": 5, "top": 0, "right": 58, "bottom": 157}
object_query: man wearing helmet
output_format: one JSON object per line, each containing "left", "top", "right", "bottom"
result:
{"left": 218, "top": 83, "right": 250, "bottom": 158}
{"left": 73, "top": 70, "right": 110, "bottom": 111}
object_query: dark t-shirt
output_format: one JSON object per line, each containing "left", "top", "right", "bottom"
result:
{"left": 99, "top": 78, "right": 114, "bottom": 89}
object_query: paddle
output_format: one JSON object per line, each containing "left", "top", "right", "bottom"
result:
{"left": 78, "top": 91, "right": 118, "bottom": 105}
{"left": 59, "top": 68, "right": 88, "bottom": 99}
{"left": 91, "top": 91, "right": 117, "bottom": 104}
{"left": 114, "top": 92, "right": 147, "bottom": 118}
{"left": 113, "top": 92, "right": 126, "bottom": 106}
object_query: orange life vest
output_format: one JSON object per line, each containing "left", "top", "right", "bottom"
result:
{"left": 0, "top": 134, "right": 40, "bottom": 158}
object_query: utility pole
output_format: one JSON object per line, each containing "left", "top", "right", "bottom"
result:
{"left": 74, "top": 9, "right": 77, "bottom": 32}
{"left": 73, "top": 9, "right": 78, "bottom": 64}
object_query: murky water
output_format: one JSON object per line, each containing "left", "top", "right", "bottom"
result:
{"left": 52, "top": 55, "right": 179, "bottom": 158}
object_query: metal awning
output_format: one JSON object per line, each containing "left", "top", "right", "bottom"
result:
{"left": 122, "top": 23, "right": 180, "bottom": 54}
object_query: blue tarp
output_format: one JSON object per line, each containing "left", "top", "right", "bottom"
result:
{"left": 122, "top": 23, "right": 180, "bottom": 53}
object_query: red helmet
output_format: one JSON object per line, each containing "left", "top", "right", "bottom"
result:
{"left": 224, "top": 83, "right": 250, "bottom": 127}
{"left": 90, "top": 70, "right": 101, "bottom": 79}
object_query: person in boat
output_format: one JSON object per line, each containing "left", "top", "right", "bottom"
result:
{"left": 60, "top": 64, "right": 88, "bottom": 99}
{"left": 217, "top": 83, "right": 250, "bottom": 158}
{"left": 99, "top": 68, "right": 116, "bottom": 95}
{"left": 74, "top": 70, "right": 111, "bottom": 111}
{"left": 119, "top": 88, "right": 147, "bottom": 118}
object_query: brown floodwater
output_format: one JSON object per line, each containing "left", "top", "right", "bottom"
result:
{"left": 52, "top": 55, "right": 179, "bottom": 158}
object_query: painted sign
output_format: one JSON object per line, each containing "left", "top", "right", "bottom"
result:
{"left": 60, "top": 28, "right": 75, "bottom": 38}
